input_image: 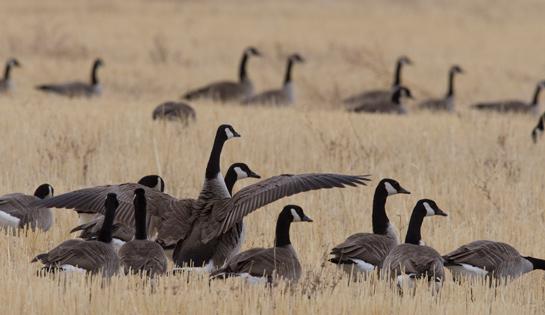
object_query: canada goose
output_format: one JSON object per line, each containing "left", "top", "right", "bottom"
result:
{"left": 152, "top": 101, "right": 196, "bottom": 124}
{"left": 348, "top": 86, "right": 412, "bottom": 114}
{"left": 31, "top": 193, "right": 120, "bottom": 277}
{"left": 241, "top": 53, "right": 305, "bottom": 106}
{"left": 36, "top": 58, "right": 104, "bottom": 98}
{"left": 210, "top": 205, "right": 312, "bottom": 284}
{"left": 471, "top": 80, "right": 545, "bottom": 114}
{"left": 382, "top": 199, "right": 448, "bottom": 293}
{"left": 343, "top": 56, "right": 412, "bottom": 107}
{"left": 118, "top": 189, "right": 167, "bottom": 277}
{"left": 182, "top": 47, "right": 261, "bottom": 102}
{"left": 531, "top": 111, "right": 545, "bottom": 143}
{"left": 0, "top": 184, "right": 54, "bottom": 231}
{"left": 0, "top": 58, "right": 21, "bottom": 93}
{"left": 329, "top": 179, "right": 410, "bottom": 277}
{"left": 443, "top": 240, "right": 545, "bottom": 283}
{"left": 418, "top": 65, "right": 464, "bottom": 112}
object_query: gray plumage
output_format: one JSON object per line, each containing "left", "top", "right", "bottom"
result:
{"left": 347, "top": 86, "right": 412, "bottom": 114}
{"left": 0, "top": 58, "right": 21, "bottom": 94}
{"left": 152, "top": 101, "right": 196, "bottom": 123}
{"left": 418, "top": 65, "right": 463, "bottom": 112}
{"left": 70, "top": 217, "right": 134, "bottom": 243}
{"left": 471, "top": 80, "right": 545, "bottom": 114}
{"left": 0, "top": 183, "right": 54, "bottom": 231}
{"left": 36, "top": 58, "right": 103, "bottom": 98}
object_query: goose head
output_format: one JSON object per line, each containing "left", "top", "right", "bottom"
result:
{"left": 230, "top": 163, "right": 261, "bottom": 180}
{"left": 450, "top": 65, "right": 464, "bottom": 75}
{"left": 93, "top": 58, "right": 104, "bottom": 69}
{"left": 137, "top": 175, "right": 165, "bottom": 192}
{"left": 289, "top": 53, "right": 305, "bottom": 64}
{"left": 6, "top": 58, "right": 21, "bottom": 68}
{"left": 244, "top": 47, "right": 261, "bottom": 58}
{"left": 34, "top": 183, "right": 54, "bottom": 199}
{"left": 398, "top": 55, "right": 412, "bottom": 66}
{"left": 283, "top": 205, "right": 313, "bottom": 223}
{"left": 218, "top": 124, "right": 240, "bottom": 141}
{"left": 417, "top": 199, "right": 448, "bottom": 217}
{"left": 380, "top": 178, "right": 410, "bottom": 196}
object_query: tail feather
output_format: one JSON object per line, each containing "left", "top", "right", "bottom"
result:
{"left": 328, "top": 257, "right": 355, "bottom": 265}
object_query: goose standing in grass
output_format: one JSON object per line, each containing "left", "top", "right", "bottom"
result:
{"left": 343, "top": 55, "right": 412, "bottom": 107}
{"left": 443, "top": 240, "right": 545, "bottom": 284}
{"left": 471, "top": 80, "right": 545, "bottom": 114}
{"left": 348, "top": 86, "right": 412, "bottom": 114}
{"left": 36, "top": 58, "right": 103, "bottom": 98}
{"left": 210, "top": 205, "right": 312, "bottom": 284}
{"left": 152, "top": 101, "right": 196, "bottom": 123}
{"left": 531, "top": 111, "right": 545, "bottom": 143}
{"left": 329, "top": 179, "right": 410, "bottom": 278}
{"left": 118, "top": 189, "right": 167, "bottom": 277}
{"left": 0, "top": 58, "right": 21, "bottom": 94}
{"left": 382, "top": 199, "right": 448, "bottom": 294}
{"left": 241, "top": 53, "right": 305, "bottom": 106}
{"left": 418, "top": 65, "right": 464, "bottom": 112}
{"left": 182, "top": 47, "right": 261, "bottom": 102}
{"left": 31, "top": 193, "right": 120, "bottom": 277}
{"left": 0, "top": 184, "right": 54, "bottom": 231}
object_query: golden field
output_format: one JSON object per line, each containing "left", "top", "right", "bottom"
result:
{"left": 1, "top": 0, "right": 545, "bottom": 314}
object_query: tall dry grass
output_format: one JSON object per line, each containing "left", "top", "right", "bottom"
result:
{"left": 0, "top": 0, "right": 545, "bottom": 314}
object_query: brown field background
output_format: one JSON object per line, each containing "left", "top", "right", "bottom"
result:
{"left": 1, "top": 0, "right": 545, "bottom": 314}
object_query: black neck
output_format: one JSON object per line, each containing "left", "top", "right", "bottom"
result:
{"left": 283, "top": 59, "right": 294, "bottom": 85}
{"left": 91, "top": 63, "right": 100, "bottom": 85}
{"left": 393, "top": 61, "right": 403, "bottom": 87}
{"left": 274, "top": 212, "right": 292, "bottom": 247}
{"left": 224, "top": 167, "right": 237, "bottom": 195}
{"left": 239, "top": 53, "right": 249, "bottom": 82}
{"left": 531, "top": 85, "right": 543, "bottom": 105}
{"left": 446, "top": 71, "right": 456, "bottom": 97}
{"left": 3, "top": 63, "right": 11, "bottom": 80}
{"left": 404, "top": 206, "right": 425, "bottom": 245}
{"left": 392, "top": 91, "right": 402, "bottom": 104}
{"left": 205, "top": 133, "right": 225, "bottom": 180}
{"left": 134, "top": 201, "right": 147, "bottom": 240}
{"left": 525, "top": 256, "right": 545, "bottom": 270}
{"left": 98, "top": 206, "right": 115, "bottom": 243}
{"left": 372, "top": 186, "right": 390, "bottom": 234}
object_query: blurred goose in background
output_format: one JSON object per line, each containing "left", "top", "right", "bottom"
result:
{"left": 152, "top": 101, "right": 196, "bottom": 124}
{"left": 0, "top": 58, "right": 21, "bottom": 94}
{"left": 118, "top": 189, "right": 168, "bottom": 277}
{"left": 343, "top": 55, "right": 412, "bottom": 107}
{"left": 31, "top": 193, "right": 120, "bottom": 277}
{"left": 382, "top": 199, "right": 448, "bottom": 294}
{"left": 0, "top": 184, "right": 54, "bottom": 232}
{"left": 348, "top": 86, "right": 412, "bottom": 114}
{"left": 210, "top": 205, "right": 312, "bottom": 284}
{"left": 36, "top": 58, "right": 103, "bottom": 98}
{"left": 418, "top": 65, "right": 464, "bottom": 112}
{"left": 329, "top": 179, "right": 410, "bottom": 278}
{"left": 182, "top": 47, "right": 261, "bottom": 102}
{"left": 531, "top": 111, "right": 545, "bottom": 143}
{"left": 443, "top": 240, "right": 545, "bottom": 283}
{"left": 242, "top": 53, "right": 305, "bottom": 106}
{"left": 471, "top": 80, "right": 545, "bottom": 114}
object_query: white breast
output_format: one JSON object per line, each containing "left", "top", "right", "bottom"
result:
{"left": 0, "top": 211, "right": 20, "bottom": 228}
{"left": 446, "top": 263, "right": 488, "bottom": 279}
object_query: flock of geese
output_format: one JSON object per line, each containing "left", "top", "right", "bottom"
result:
{"left": 0, "top": 47, "right": 544, "bottom": 293}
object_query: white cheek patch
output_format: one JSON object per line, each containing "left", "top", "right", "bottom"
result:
{"left": 47, "top": 185, "right": 54, "bottom": 198}
{"left": 225, "top": 128, "right": 234, "bottom": 139}
{"left": 290, "top": 208, "right": 302, "bottom": 222}
{"left": 423, "top": 202, "right": 435, "bottom": 216}
{"left": 384, "top": 182, "right": 398, "bottom": 195}
{"left": 153, "top": 178, "right": 163, "bottom": 191}
{"left": 234, "top": 167, "right": 247, "bottom": 179}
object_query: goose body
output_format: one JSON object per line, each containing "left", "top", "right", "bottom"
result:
{"left": 532, "top": 111, "right": 545, "bottom": 143}
{"left": 182, "top": 47, "right": 261, "bottom": 102}
{"left": 471, "top": 81, "right": 545, "bottom": 114}
{"left": 418, "top": 65, "right": 463, "bottom": 112}
{"left": 242, "top": 53, "right": 304, "bottom": 106}
{"left": 0, "top": 184, "right": 54, "bottom": 231}
{"left": 32, "top": 194, "right": 120, "bottom": 277}
{"left": 329, "top": 179, "right": 410, "bottom": 276}
{"left": 0, "top": 59, "right": 21, "bottom": 94}
{"left": 152, "top": 101, "right": 196, "bottom": 123}
{"left": 36, "top": 58, "right": 103, "bottom": 98}
{"left": 348, "top": 86, "right": 412, "bottom": 114}
{"left": 210, "top": 205, "right": 312, "bottom": 283}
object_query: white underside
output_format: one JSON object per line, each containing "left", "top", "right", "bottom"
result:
{"left": 0, "top": 211, "right": 20, "bottom": 228}
{"left": 396, "top": 274, "right": 416, "bottom": 289}
{"left": 173, "top": 260, "right": 215, "bottom": 273}
{"left": 60, "top": 264, "right": 87, "bottom": 273}
{"left": 111, "top": 238, "right": 126, "bottom": 253}
{"left": 446, "top": 263, "right": 488, "bottom": 278}
{"left": 342, "top": 259, "right": 376, "bottom": 274}
{"left": 239, "top": 273, "right": 269, "bottom": 284}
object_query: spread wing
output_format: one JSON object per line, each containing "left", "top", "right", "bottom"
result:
{"left": 0, "top": 193, "right": 38, "bottom": 220}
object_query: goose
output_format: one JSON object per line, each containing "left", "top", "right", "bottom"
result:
{"left": 348, "top": 86, "right": 412, "bottom": 114}
{"left": 471, "top": 80, "right": 545, "bottom": 114}
{"left": 343, "top": 56, "right": 412, "bottom": 107}
{"left": 443, "top": 240, "right": 545, "bottom": 283}
{"left": 0, "top": 58, "right": 21, "bottom": 93}
{"left": 152, "top": 101, "right": 196, "bottom": 123}
{"left": 382, "top": 199, "right": 448, "bottom": 293}
{"left": 329, "top": 179, "right": 410, "bottom": 278}
{"left": 36, "top": 58, "right": 103, "bottom": 98}
{"left": 118, "top": 189, "right": 168, "bottom": 277}
{"left": 531, "top": 111, "right": 545, "bottom": 143}
{"left": 210, "top": 205, "right": 312, "bottom": 284}
{"left": 0, "top": 183, "right": 54, "bottom": 231}
{"left": 182, "top": 47, "right": 261, "bottom": 102}
{"left": 418, "top": 65, "right": 464, "bottom": 112}
{"left": 31, "top": 193, "right": 120, "bottom": 277}
{"left": 241, "top": 53, "right": 305, "bottom": 106}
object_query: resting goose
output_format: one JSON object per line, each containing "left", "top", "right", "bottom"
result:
{"left": 343, "top": 55, "right": 412, "bottom": 107}
{"left": 241, "top": 53, "right": 305, "bottom": 106}
{"left": 443, "top": 240, "right": 545, "bottom": 283}
{"left": 152, "top": 101, "right": 196, "bottom": 123}
{"left": 31, "top": 193, "right": 120, "bottom": 277}
{"left": 382, "top": 199, "right": 448, "bottom": 294}
{"left": 182, "top": 47, "right": 261, "bottom": 102}
{"left": 210, "top": 205, "right": 312, "bottom": 284}
{"left": 418, "top": 65, "right": 464, "bottom": 112}
{"left": 118, "top": 189, "right": 168, "bottom": 277}
{"left": 0, "top": 58, "right": 21, "bottom": 94}
{"left": 36, "top": 58, "right": 103, "bottom": 98}
{"left": 471, "top": 80, "right": 545, "bottom": 114}
{"left": 329, "top": 179, "right": 410, "bottom": 278}
{"left": 348, "top": 86, "right": 412, "bottom": 114}
{"left": 0, "top": 183, "right": 54, "bottom": 231}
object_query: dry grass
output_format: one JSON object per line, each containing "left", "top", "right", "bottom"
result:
{"left": 0, "top": 0, "right": 545, "bottom": 314}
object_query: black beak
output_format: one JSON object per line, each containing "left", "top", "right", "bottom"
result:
{"left": 248, "top": 171, "right": 261, "bottom": 179}
{"left": 232, "top": 130, "right": 241, "bottom": 138}
{"left": 435, "top": 208, "right": 448, "bottom": 217}
{"left": 398, "top": 186, "right": 411, "bottom": 194}
{"left": 302, "top": 215, "right": 313, "bottom": 222}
